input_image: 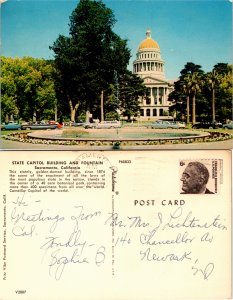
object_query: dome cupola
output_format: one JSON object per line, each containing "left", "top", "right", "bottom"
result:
{"left": 138, "top": 30, "right": 160, "bottom": 50}
{"left": 133, "top": 29, "right": 165, "bottom": 80}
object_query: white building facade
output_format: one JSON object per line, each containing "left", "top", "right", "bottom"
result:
{"left": 133, "top": 30, "right": 174, "bottom": 120}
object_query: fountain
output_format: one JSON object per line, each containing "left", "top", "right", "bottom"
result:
{"left": 23, "top": 127, "right": 211, "bottom": 147}
{"left": 3, "top": 126, "right": 232, "bottom": 148}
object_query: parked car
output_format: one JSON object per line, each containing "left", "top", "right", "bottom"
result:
{"left": 223, "top": 121, "right": 233, "bottom": 129}
{"left": 192, "top": 121, "right": 222, "bottom": 129}
{"left": 145, "top": 120, "right": 180, "bottom": 129}
{"left": 169, "top": 121, "right": 186, "bottom": 129}
{"left": 1, "top": 122, "right": 22, "bottom": 130}
{"left": 96, "top": 121, "right": 121, "bottom": 129}
{"left": 82, "top": 122, "right": 98, "bottom": 129}
{"left": 48, "top": 120, "right": 59, "bottom": 125}
{"left": 83, "top": 121, "right": 121, "bottom": 129}
{"left": 21, "top": 122, "right": 58, "bottom": 130}
{"left": 71, "top": 121, "right": 86, "bottom": 127}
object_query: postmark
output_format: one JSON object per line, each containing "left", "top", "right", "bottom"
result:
{"left": 75, "top": 152, "right": 112, "bottom": 169}
{"left": 179, "top": 159, "right": 223, "bottom": 194}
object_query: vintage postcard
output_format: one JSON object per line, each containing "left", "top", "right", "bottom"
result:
{"left": 1, "top": 0, "right": 232, "bottom": 299}
{"left": 1, "top": 0, "right": 232, "bottom": 151}
{"left": 0, "top": 150, "right": 231, "bottom": 299}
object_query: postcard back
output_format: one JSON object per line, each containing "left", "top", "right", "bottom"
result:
{"left": 0, "top": 150, "right": 231, "bottom": 300}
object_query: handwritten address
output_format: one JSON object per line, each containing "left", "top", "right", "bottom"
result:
{"left": 9, "top": 194, "right": 227, "bottom": 281}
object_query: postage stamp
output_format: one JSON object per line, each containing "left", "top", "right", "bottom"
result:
{"left": 179, "top": 159, "right": 223, "bottom": 194}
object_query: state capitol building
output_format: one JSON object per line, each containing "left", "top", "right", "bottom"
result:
{"left": 133, "top": 30, "right": 174, "bottom": 120}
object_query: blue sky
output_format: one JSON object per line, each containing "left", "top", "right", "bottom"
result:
{"left": 1, "top": 0, "right": 232, "bottom": 79}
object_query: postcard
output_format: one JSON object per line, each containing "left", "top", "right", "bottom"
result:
{"left": 0, "top": 150, "right": 231, "bottom": 299}
{"left": 1, "top": 1, "right": 232, "bottom": 300}
{"left": 1, "top": 0, "right": 232, "bottom": 151}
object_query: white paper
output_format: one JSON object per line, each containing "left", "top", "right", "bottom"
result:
{"left": 0, "top": 150, "right": 231, "bottom": 300}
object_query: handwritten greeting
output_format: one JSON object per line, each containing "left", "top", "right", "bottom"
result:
{"left": 9, "top": 193, "right": 227, "bottom": 281}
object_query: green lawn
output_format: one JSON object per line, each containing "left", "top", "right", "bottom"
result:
{"left": 0, "top": 129, "right": 30, "bottom": 136}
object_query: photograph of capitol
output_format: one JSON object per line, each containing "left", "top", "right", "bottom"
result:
{"left": 133, "top": 30, "right": 174, "bottom": 120}
{"left": 1, "top": 0, "right": 232, "bottom": 150}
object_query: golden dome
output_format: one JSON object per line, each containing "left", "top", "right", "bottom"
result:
{"left": 138, "top": 30, "right": 160, "bottom": 50}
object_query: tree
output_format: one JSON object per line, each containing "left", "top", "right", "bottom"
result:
{"left": 1, "top": 57, "right": 56, "bottom": 122}
{"left": 206, "top": 69, "right": 221, "bottom": 122}
{"left": 26, "top": 57, "right": 57, "bottom": 121}
{"left": 189, "top": 72, "right": 203, "bottom": 124}
{"left": 180, "top": 62, "right": 204, "bottom": 77}
{"left": 217, "top": 64, "right": 232, "bottom": 121}
{"left": 170, "top": 62, "right": 232, "bottom": 123}
{"left": 213, "top": 63, "right": 229, "bottom": 76}
{"left": 52, "top": 35, "right": 86, "bottom": 121}
{"left": 51, "top": 0, "right": 131, "bottom": 122}
{"left": 179, "top": 62, "right": 204, "bottom": 124}
{"left": 180, "top": 75, "right": 193, "bottom": 124}
{"left": 169, "top": 62, "right": 204, "bottom": 123}
{"left": 1, "top": 58, "right": 18, "bottom": 122}
{"left": 118, "top": 71, "right": 146, "bottom": 120}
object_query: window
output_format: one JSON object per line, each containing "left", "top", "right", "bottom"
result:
{"left": 146, "top": 88, "right": 151, "bottom": 104}
{"left": 159, "top": 108, "right": 163, "bottom": 116}
{"left": 140, "top": 109, "right": 144, "bottom": 116}
{"left": 153, "top": 109, "right": 157, "bottom": 116}
{"left": 146, "top": 98, "right": 151, "bottom": 105}
{"left": 146, "top": 109, "right": 150, "bottom": 117}
{"left": 152, "top": 87, "right": 157, "bottom": 96}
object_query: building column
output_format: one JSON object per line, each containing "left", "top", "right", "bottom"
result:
{"left": 164, "top": 87, "right": 167, "bottom": 104}
{"left": 163, "top": 87, "right": 166, "bottom": 105}
{"left": 157, "top": 87, "right": 159, "bottom": 104}
{"left": 162, "top": 87, "right": 165, "bottom": 104}
{"left": 150, "top": 87, "right": 153, "bottom": 104}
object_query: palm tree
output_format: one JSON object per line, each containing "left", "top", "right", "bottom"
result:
{"left": 180, "top": 62, "right": 203, "bottom": 76}
{"left": 180, "top": 75, "right": 192, "bottom": 124}
{"left": 207, "top": 69, "right": 221, "bottom": 122}
{"left": 179, "top": 62, "right": 204, "bottom": 124}
{"left": 189, "top": 72, "right": 203, "bottom": 124}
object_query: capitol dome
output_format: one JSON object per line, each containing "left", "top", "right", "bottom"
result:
{"left": 133, "top": 29, "right": 174, "bottom": 122}
{"left": 138, "top": 30, "right": 160, "bottom": 50}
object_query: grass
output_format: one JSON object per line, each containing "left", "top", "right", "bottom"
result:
{"left": 1, "top": 129, "right": 31, "bottom": 136}
{"left": 61, "top": 128, "right": 89, "bottom": 138}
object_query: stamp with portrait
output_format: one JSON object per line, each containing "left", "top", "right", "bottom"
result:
{"left": 179, "top": 159, "right": 223, "bottom": 194}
